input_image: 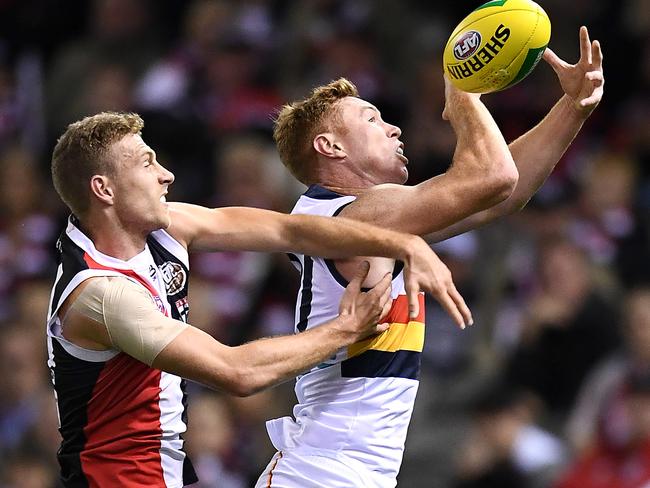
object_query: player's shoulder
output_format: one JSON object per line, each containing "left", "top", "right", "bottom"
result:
{"left": 338, "top": 183, "right": 414, "bottom": 217}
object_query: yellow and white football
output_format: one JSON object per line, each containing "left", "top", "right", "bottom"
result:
{"left": 443, "top": 0, "right": 551, "bottom": 93}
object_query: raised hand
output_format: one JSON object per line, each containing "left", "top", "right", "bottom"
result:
{"left": 442, "top": 75, "right": 483, "bottom": 121}
{"left": 403, "top": 236, "right": 473, "bottom": 329}
{"left": 543, "top": 26, "right": 604, "bottom": 117}
{"left": 337, "top": 261, "right": 393, "bottom": 341}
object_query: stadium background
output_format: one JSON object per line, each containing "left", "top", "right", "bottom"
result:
{"left": 0, "top": 0, "right": 648, "bottom": 486}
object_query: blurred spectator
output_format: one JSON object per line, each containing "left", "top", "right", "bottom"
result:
{"left": 46, "top": 0, "right": 160, "bottom": 135}
{"left": 0, "top": 146, "right": 58, "bottom": 321}
{"left": 504, "top": 237, "right": 621, "bottom": 425}
{"left": 190, "top": 136, "right": 299, "bottom": 343}
{"left": 185, "top": 391, "right": 247, "bottom": 488}
{"left": 567, "top": 151, "right": 650, "bottom": 286}
{"left": 1, "top": 450, "right": 60, "bottom": 488}
{"left": 566, "top": 287, "right": 650, "bottom": 454}
{"left": 424, "top": 232, "right": 481, "bottom": 375}
{"left": 555, "top": 370, "right": 650, "bottom": 488}
{"left": 0, "top": 325, "right": 52, "bottom": 456}
{"left": 453, "top": 382, "right": 566, "bottom": 488}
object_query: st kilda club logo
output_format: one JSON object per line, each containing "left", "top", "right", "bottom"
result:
{"left": 453, "top": 30, "right": 482, "bottom": 60}
{"left": 159, "top": 261, "right": 187, "bottom": 296}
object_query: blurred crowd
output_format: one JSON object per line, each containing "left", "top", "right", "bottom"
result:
{"left": 0, "top": 0, "right": 648, "bottom": 487}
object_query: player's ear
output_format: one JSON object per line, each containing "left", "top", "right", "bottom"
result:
{"left": 314, "top": 133, "right": 345, "bottom": 159}
{"left": 90, "top": 175, "right": 115, "bottom": 205}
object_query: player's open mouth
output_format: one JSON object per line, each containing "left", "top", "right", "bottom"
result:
{"left": 396, "top": 146, "right": 408, "bottom": 163}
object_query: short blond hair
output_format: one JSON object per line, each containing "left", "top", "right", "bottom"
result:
{"left": 274, "top": 78, "right": 359, "bottom": 184}
{"left": 51, "top": 112, "right": 144, "bottom": 217}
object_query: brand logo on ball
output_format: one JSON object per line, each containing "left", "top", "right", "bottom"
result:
{"left": 453, "top": 31, "right": 482, "bottom": 60}
{"left": 159, "top": 261, "right": 187, "bottom": 295}
{"left": 447, "top": 24, "right": 511, "bottom": 80}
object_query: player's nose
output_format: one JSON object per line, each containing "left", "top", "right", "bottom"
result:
{"left": 387, "top": 123, "right": 401, "bottom": 138}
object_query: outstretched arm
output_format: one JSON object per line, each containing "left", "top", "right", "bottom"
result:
{"left": 167, "top": 202, "right": 472, "bottom": 324}
{"left": 155, "top": 262, "right": 392, "bottom": 396}
{"left": 338, "top": 77, "right": 518, "bottom": 236}
{"left": 61, "top": 263, "right": 393, "bottom": 397}
{"left": 427, "top": 26, "right": 604, "bottom": 242}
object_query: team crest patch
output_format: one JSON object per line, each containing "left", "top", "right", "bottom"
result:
{"left": 159, "top": 261, "right": 187, "bottom": 296}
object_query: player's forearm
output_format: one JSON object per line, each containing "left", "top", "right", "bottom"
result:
{"left": 445, "top": 97, "right": 518, "bottom": 207}
{"left": 425, "top": 96, "right": 591, "bottom": 243}
{"left": 222, "top": 316, "right": 358, "bottom": 396}
{"left": 154, "top": 318, "right": 360, "bottom": 397}
{"left": 504, "top": 94, "right": 587, "bottom": 212}
{"left": 174, "top": 205, "right": 415, "bottom": 260}
{"left": 282, "top": 213, "right": 420, "bottom": 262}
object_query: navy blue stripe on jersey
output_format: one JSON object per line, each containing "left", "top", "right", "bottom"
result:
{"left": 52, "top": 339, "right": 105, "bottom": 488}
{"left": 287, "top": 253, "right": 300, "bottom": 265}
{"left": 51, "top": 232, "right": 88, "bottom": 317}
{"left": 304, "top": 184, "right": 344, "bottom": 200}
{"left": 324, "top": 200, "right": 405, "bottom": 289}
{"left": 297, "top": 256, "right": 314, "bottom": 332}
{"left": 324, "top": 258, "right": 406, "bottom": 290}
{"left": 341, "top": 349, "right": 421, "bottom": 380}
{"left": 331, "top": 201, "right": 353, "bottom": 217}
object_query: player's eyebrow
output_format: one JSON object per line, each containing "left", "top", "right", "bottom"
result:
{"left": 139, "top": 146, "right": 155, "bottom": 159}
{"left": 361, "top": 105, "right": 380, "bottom": 116}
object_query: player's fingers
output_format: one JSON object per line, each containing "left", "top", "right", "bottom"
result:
{"left": 368, "top": 272, "right": 392, "bottom": 300}
{"left": 380, "top": 275, "right": 393, "bottom": 305}
{"left": 348, "top": 261, "right": 370, "bottom": 294}
{"left": 405, "top": 278, "right": 420, "bottom": 319}
{"left": 448, "top": 283, "right": 473, "bottom": 327}
{"left": 375, "top": 274, "right": 393, "bottom": 319}
{"left": 585, "top": 71, "right": 604, "bottom": 83}
{"left": 375, "top": 322, "right": 390, "bottom": 334}
{"left": 542, "top": 48, "right": 567, "bottom": 72}
{"left": 592, "top": 40, "right": 603, "bottom": 70}
{"left": 438, "top": 292, "right": 466, "bottom": 330}
{"left": 380, "top": 291, "right": 393, "bottom": 322}
{"left": 580, "top": 86, "right": 604, "bottom": 107}
{"left": 339, "top": 261, "right": 369, "bottom": 312}
{"left": 579, "top": 26, "right": 592, "bottom": 65}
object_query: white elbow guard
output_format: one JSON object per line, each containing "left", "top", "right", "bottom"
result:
{"left": 69, "top": 277, "right": 189, "bottom": 366}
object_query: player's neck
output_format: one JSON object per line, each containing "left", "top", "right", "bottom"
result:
{"left": 315, "top": 166, "right": 374, "bottom": 196}
{"left": 82, "top": 216, "right": 148, "bottom": 261}
{"left": 319, "top": 184, "right": 367, "bottom": 196}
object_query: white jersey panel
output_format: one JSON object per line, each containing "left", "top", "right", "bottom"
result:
{"left": 266, "top": 185, "right": 425, "bottom": 487}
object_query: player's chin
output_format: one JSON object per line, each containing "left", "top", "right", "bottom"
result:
{"left": 160, "top": 213, "right": 172, "bottom": 230}
{"left": 398, "top": 166, "right": 409, "bottom": 184}
{"left": 155, "top": 208, "right": 172, "bottom": 230}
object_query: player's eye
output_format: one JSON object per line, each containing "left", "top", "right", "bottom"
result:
{"left": 368, "top": 117, "right": 376, "bottom": 122}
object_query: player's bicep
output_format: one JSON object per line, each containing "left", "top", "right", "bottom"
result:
{"left": 97, "top": 277, "right": 190, "bottom": 366}
{"left": 341, "top": 176, "right": 483, "bottom": 236}
{"left": 167, "top": 202, "right": 286, "bottom": 253}
{"left": 339, "top": 181, "right": 456, "bottom": 234}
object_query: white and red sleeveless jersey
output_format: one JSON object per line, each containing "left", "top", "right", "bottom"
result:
{"left": 46, "top": 216, "right": 197, "bottom": 488}
{"left": 265, "top": 185, "right": 425, "bottom": 488}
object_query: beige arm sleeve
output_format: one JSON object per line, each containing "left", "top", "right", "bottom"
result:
{"left": 68, "top": 277, "right": 189, "bottom": 366}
